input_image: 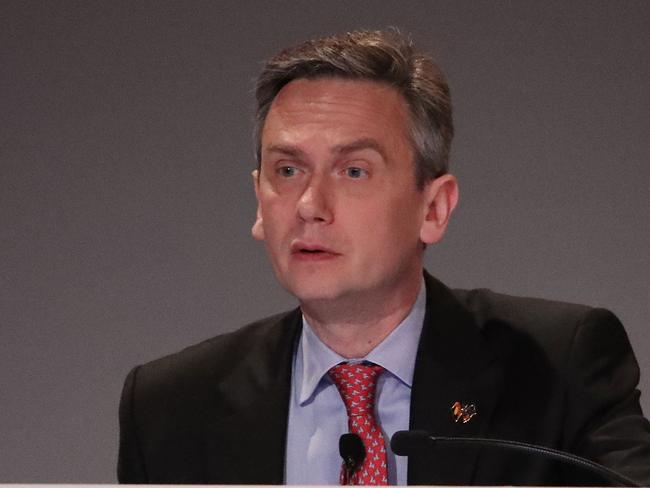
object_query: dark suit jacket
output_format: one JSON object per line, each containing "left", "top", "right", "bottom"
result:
{"left": 118, "top": 272, "right": 650, "bottom": 485}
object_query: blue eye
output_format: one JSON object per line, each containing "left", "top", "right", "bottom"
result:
{"left": 278, "top": 166, "right": 298, "bottom": 177}
{"left": 345, "top": 167, "right": 367, "bottom": 178}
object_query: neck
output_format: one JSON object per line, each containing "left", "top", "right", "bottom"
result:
{"left": 301, "top": 275, "right": 422, "bottom": 358}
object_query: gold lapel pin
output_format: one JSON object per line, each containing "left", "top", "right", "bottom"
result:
{"left": 451, "top": 401, "right": 477, "bottom": 423}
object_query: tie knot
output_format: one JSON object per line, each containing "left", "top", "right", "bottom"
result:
{"left": 328, "top": 362, "right": 384, "bottom": 417}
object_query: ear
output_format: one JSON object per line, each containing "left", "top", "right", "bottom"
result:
{"left": 251, "top": 169, "right": 265, "bottom": 241}
{"left": 419, "top": 174, "right": 459, "bottom": 244}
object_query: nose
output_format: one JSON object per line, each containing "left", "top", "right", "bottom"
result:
{"left": 297, "top": 176, "right": 333, "bottom": 224}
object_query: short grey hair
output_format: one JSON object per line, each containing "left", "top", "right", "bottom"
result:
{"left": 254, "top": 29, "right": 453, "bottom": 189}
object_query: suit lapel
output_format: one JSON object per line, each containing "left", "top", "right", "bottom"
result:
{"left": 204, "top": 310, "right": 302, "bottom": 484}
{"left": 408, "top": 272, "right": 505, "bottom": 485}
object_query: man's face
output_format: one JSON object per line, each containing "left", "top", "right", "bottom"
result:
{"left": 252, "top": 78, "right": 452, "bottom": 305}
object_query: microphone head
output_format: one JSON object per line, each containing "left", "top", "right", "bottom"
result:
{"left": 339, "top": 432, "right": 366, "bottom": 468}
{"left": 390, "top": 430, "right": 431, "bottom": 456}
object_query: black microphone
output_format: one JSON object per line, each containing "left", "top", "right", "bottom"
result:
{"left": 391, "top": 430, "right": 639, "bottom": 487}
{"left": 339, "top": 433, "right": 366, "bottom": 485}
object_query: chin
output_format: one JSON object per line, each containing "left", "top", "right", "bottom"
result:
{"left": 288, "top": 287, "right": 344, "bottom": 304}
{"left": 281, "top": 277, "right": 351, "bottom": 304}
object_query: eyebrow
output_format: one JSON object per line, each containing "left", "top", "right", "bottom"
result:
{"left": 265, "top": 137, "right": 387, "bottom": 161}
{"left": 264, "top": 144, "right": 306, "bottom": 159}
{"left": 332, "top": 138, "right": 387, "bottom": 161}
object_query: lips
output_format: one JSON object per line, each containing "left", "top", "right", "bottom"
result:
{"left": 290, "top": 241, "right": 340, "bottom": 259}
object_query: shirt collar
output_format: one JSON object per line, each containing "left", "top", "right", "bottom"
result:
{"left": 296, "top": 280, "right": 426, "bottom": 405}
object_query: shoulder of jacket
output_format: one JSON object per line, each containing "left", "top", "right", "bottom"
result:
{"left": 452, "top": 287, "right": 594, "bottom": 322}
{"left": 449, "top": 287, "right": 609, "bottom": 359}
{"left": 131, "top": 308, "right": 300, "bottom": 392}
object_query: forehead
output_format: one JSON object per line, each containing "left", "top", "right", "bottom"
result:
{"left": 261, "top": 78, "right": 412, "bottom": 155}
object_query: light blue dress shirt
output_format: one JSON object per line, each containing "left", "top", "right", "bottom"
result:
{"left": 285, "top": 283, "right": 426, "bottom": 485}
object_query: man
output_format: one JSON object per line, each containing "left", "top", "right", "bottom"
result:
{"left": 118, "top": 30, "right": 650, "bottom": 485}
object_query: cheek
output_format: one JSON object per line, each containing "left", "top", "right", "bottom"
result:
{"left": 379, "top": 199, "right": 425, "bottom": 244}
{"left": 260, "top": 199, "right": 292, "bottom": 240}
{"left": 341, "top": 204, "right": 399, "bottom": 251}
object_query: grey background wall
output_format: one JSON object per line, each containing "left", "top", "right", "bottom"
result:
{"left": 1, "top": 0, "right": 648, "bottom": 482}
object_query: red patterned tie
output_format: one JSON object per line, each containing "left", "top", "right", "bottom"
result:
{"left": 329, "top": 362, "right": 388, "bottom": 485}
